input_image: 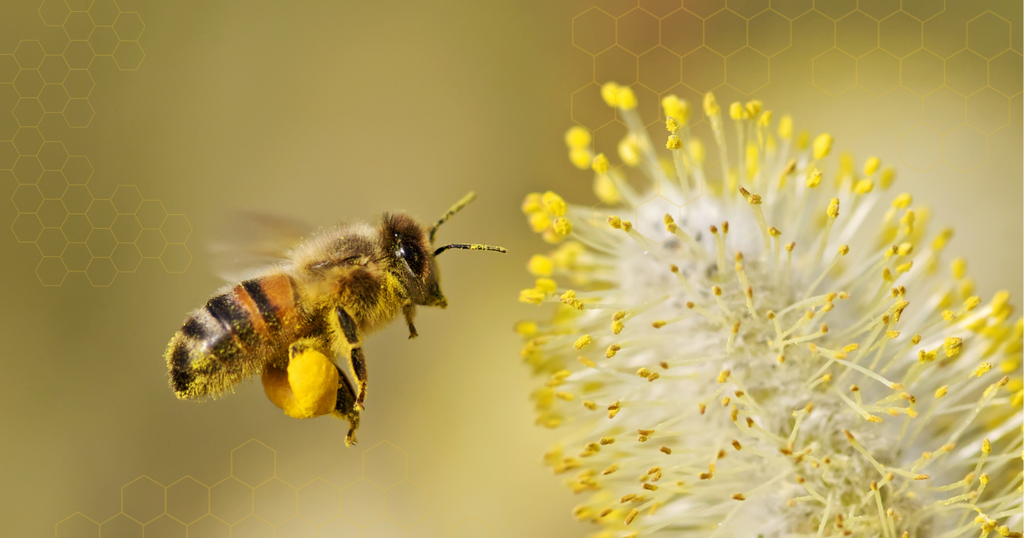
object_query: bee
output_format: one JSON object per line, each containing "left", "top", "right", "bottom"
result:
{"left": 164, "top": 192, "right": 505, "bottom": 446}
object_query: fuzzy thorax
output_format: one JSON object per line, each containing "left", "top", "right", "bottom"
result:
{"left": 518, "top": 84, "right": 1023, "bottom": 538}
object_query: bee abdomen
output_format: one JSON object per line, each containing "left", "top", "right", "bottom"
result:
{"left": 166, "top": 273, "right": 301, "bottom": 399}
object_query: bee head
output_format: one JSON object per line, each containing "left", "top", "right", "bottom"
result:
{"left": 383, "top": 192, "right": 507, "bottom": 309}
{"left": 380, "top": 212, "right": 447, "bottom": 308}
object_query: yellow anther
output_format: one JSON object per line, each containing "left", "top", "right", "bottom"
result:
{"left": 519, "top": 288, "right": 545, "bottom": 304}
{"left": 616, "top": 86, "right": 637, "bottom": 110}
{"left": 578, "top": 356, "right": 596, "bottom": 368}
{"left": 565, "top": 126, "right": 591, "bottom": 149}
{"left": 864, "top": 156, "right": 881, "bottom": 175}
{"left": 618, "top": 136, "right": 640, "bottom": 166}
{"left": 528, "top": 211, "right": 551, "bottom": 233}
{"left": 880, "top": 167, "right": 896, "bottom": 189}
{"left": 897, "top": 242, "right": 913, "bottom": 256}
{"left": 982, "top": 438, "right": 991, "bottom": 454}
{"left": 606, "top": 344, "right": 620, "bottom": 358}
{"left": 573, "top": 334, "right": 592, "bottom": 350}
{"left": 944, "top": 337, "right": 963, "bottom": 357}
{"left": 717, "top": 369, "right": 731, "bottom": 383}
{"left": 813, "top": 133, "right": 833, "bottom": 159}
{"left": 553, "top": 217, "right": 572, "bottom": 235}
{"left": 665, "top": 117, "right": 679, "bottom": 133}
{"left": 661, "top": 94, "right": 690, "bottom": 124}
{"left": 521, "top": 193, "right": 544, "bottom": 214}
{"left": 854, "top": 179, "right": 874, "bottom": 194}
{"left": 612, "top": 320, "right": 625, "bottom": 334}
{"left": 666, "top": 135, "right": 682, "bottom": 150}
{"left": 556, "top": 392, "right": 574, "bottom": 401}
{"left": 542, "top": 191, "right": 567, "bottom": 216}
{"left": 535, "top": 278, "right": 557, "bottom": 294}
{"left": 777, "top": 114, "right": 793, "bottom": 140}
{"left": 745, "top": 100, "right": 762, "bottom": 117}
{"left": 838, "top": 244, "right": 850, "bottom": 255}
{"left": 827, "top": 197, "right": 840, "bottom": 218}
{"left": 582, "top": 400, "right": 597, "bottom": 410}
{"left": 622, "top": 220, "right": 633, "bottom": 232}
{"left": 569, "top": 148, "right": 591, "bottom": 169}
{"left": 514, "top": 321, "right": 537, "bottom": 337}
{"left": 703, "top": 92, "right": 720, "bottom": 116}
{"left": 892, "top": 193, "right": 912, "bottom": 209}
{"left": 591, "top": 153, "right": 609, "bottom": 174}
{"left": 607, "top": 215, "right": 622, "bottom": 229}
{"left": 971, "top": 362, "right": 992, "bottom": 378}
{"left": 651, "top": 320, "right": 666, "bottom": 329}
{"left": 758, "top": 110, "right": 772, "bottom": 127}
{"left": 729, "top": 101, "right": 744, "bottom": 120}
{"left": 603, "top": 463, "right": 619, "bottom": 475}
{"left": 527, "top": 255, "right": 554, "bottom": 276}
{"left": 600, "top": 82, "right": 620, "bottom": 107}
{"left": 806, "top": 168, "right": 822, "bottom": 188}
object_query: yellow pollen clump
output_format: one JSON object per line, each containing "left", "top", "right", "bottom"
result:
{"left": 666, "top": 135, "right": 682, "bottom": 150}
{"left": 616, "top": 86, "right": 638, "bottom": 110}
{"left": 528, "top": 255, "right": 554, "bottom": 276}
{"left": 813, "top": 133, "right": 833, "bottom": 159}
{"left": 569, "top": 148, "right": 591, "bottom": 169}
{"left": 553, "top": 217, "right": 573, "bottom": 235}
{"left": 591, "top": 153, "right": 610, "bottom": 174}
{"left": 600, "top": 82, "right": 620, "bottom": 107}
{"left": 864, "top": 156, "right": 881, "bottom": 175}
{"left": 806, "top": 168, "right": 822, "bottom": 188}
{"left": 703, "top": 92, "right": 720, "bottom": 116}
{"left": 542, "top": 191, "right": 567, "bottom": 216}
{"left": 729, "top": 101, "right": 744, "bottom": 120}
{"left": 662, "top": 94, "right": 690, "bottom": 125}
{"left": 827, "top": 197, "right": 840, "bottom": 218}
{"left": 565, "top": 126, "right": 591, "bottom": 148}
{"left": 778, "top": 114, "right": 793, "bottom": 140}
{"left": 573, "top": 334, "right": 592, "bottom": 350}
{"left": 971, "top": 363, "right": 992, "bottom": 378}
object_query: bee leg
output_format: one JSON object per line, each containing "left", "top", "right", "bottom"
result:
{"left": 333, "top": 306, "right": 368, "bottom": 411}
{"left": 332, "top": 365, "right": 361, "bottom": 447}
{"left": 403, "top": 302, "right": 418, "bottom": 339}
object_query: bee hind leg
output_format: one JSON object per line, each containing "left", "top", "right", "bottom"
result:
{"left": 332, "top": 366, "right": 361, "bottom": 447}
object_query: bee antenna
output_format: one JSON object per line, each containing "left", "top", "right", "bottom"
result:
{"left": 433, "top": 243, "right": 508, "bottom": 256}
{"left": 428, "top": 192, "right": 477, "bottom": 243}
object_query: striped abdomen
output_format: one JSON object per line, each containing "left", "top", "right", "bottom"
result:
{"left": 166, "top": 273, "right": 302, "bottom": 399}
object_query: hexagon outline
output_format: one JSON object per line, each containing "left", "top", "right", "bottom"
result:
{"left": 383, "top": 479, "right": 429, "bottom": 528}
{"left": 362, "top": 440, "right": 409, "bottom": 489}
{"left": 38, "top": 0, "right": 71, "bottom": 27}
{"left": 725, "top": 46, "right": 771, "bottom": 95}
{"left": 164, "top": 475, "right": 210, "bottom": 526}
{"left": 231, "top": 439, "right": 277, "bottom": 486}
{"left": 902, "top": 0, "right": 946, "bottom": 22}
{"left": 120, "top": 475, "right": 166, "bottom": 525}
{"left": 572, "top": 7, "right": 617, "bottom": 56}
{"left": 36, "top": 256, "right": 69, "bottom": 286}
{"left": 811, "top": 47, "right": 857, "bottom": 96}
{"left": 571, "top": 82, "right": 617, "bottom": 130}
{"left": 965, "top": 10, "right": 1011, "bottom": 59}
{"left": 54, "top": 512, "right": 99, "bottom": 536}
{"left": 14, "top": 40, "right": 46, "bottom": 68}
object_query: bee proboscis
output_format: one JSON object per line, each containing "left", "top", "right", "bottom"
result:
{"left": 164, "top": 192, "right": 505, "bottom": 446}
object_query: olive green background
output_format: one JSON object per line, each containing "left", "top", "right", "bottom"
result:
{"left": 0, "top": 0, "right": 1019, "bottom": 536}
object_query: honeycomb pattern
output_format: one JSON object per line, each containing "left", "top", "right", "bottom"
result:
{"left": 53, "top": 440, "right": 493, "bottom": 536}
{"left": 3, "top": 2, "right": 190, "bottom": 286}
{"left": 569, "top": 3, "right": 1019, "bottom": 178}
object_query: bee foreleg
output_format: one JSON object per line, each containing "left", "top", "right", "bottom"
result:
{"left": 332, "top": 365, "right": 361, "bottom": 447}
{"left": 333, "top": 306, "right": 368, "bottom": 411}
{"left": 403, "top": 302, "right": 418, "bottom": 339}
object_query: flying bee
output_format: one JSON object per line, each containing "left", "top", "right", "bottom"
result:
{"left": 164, "top": 192, "right": 506, "bottom": 446}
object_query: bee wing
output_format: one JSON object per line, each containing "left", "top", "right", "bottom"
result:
{"left": 209, "top": 211, "right": 313, "bottom": 282}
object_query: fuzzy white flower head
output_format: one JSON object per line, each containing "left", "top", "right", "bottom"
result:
{"left": 518, "top": 84, "right": 1023, "bottom": 538}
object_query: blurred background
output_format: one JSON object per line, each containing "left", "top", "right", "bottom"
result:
{"left": 0, "top": 0, "right": 1019, "bottom": 536}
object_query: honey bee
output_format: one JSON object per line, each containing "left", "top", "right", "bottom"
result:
{"left": 165, "top": 192, "right": 505, "bottom": 446}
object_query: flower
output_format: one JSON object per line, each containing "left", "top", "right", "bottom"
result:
{"left": 517, "top": 83, "right": 1023, "bottom": 538}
